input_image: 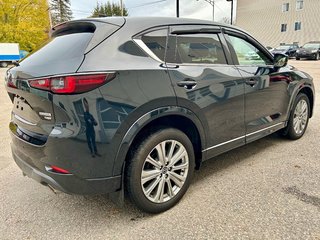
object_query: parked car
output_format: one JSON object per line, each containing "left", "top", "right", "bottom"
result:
{"left": 5, "top": 17, "right": 315, "bottom": 213}
{"left": 271, "top": 44, "right": 299, "bottom": 58}
{"left": 0, "top": 43, "right": 20, "bottom": 68}
{"left": 296, "top": 41, "right": 320, "bottom": 60}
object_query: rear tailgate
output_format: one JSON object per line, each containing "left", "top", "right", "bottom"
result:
{"left": 5, "top": 18, "right": 125, "bottom": 144}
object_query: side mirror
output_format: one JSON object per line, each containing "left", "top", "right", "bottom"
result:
{"left": 274, "top": 53, "right": 288, "bottom": 68}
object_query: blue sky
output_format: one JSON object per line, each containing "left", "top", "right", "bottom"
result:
{"left": 70, "top": 0, "right": 236, "bottom": 22}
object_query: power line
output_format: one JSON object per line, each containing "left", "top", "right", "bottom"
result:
{"left": 128, "top": 0, "right": 167, "bottom": 9}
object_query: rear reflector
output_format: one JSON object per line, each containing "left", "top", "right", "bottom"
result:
{"left": 29, "top": 73, "right": 115, "bottom": 94}
{"left": 50, "top": 165, "right": 71, "bottom": 174}
{"left": 7, "top": 81, "right": 17, "bottom": 89}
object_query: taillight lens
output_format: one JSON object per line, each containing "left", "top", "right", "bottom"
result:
{"left": 29, "top": 73, "right": 115, "bottom": 94}
{"left": 29, "top": 78, "right": 51, "bottom": 91}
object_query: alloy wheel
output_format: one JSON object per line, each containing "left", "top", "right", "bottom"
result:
{"left": 141, "top": 140, "right": 189, "bottom": 203}
{"left": 293, "top": 99, "right": 308, "bottom": 135}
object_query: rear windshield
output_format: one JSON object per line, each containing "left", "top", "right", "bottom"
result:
{"left": 303, "top": 43, "right": 320, "bottom": 49}
{"left": 21, "top": 33, "right": 93, "bottom": 66}
{"left": 276, "top": 45, "right": 290, "bottom": 50}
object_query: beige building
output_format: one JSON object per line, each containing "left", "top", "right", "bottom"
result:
{"left": 235, "top": 0, "right": 320, "bottom": 48}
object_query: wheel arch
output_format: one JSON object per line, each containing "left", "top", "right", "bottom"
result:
{"left": 287, "top": 84, "right": 314, "bottom": 121}
{"left": 298, "top": 86, "right": 314, "bottom": 118}
{"left": 112, "top": 106, "right": 207, "bottom": 177}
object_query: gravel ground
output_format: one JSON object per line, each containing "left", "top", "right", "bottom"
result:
{"left": 0, "top": 60, "right": 319, "bottom": 240}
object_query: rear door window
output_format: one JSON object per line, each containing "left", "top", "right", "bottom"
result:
{"left": 167, "top": 33, "right": 227, "bottom": 65}
{"left": 141, "top": 28, "right": 168, "bottom": 61}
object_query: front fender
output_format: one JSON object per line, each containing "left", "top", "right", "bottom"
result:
{"left": 286, "top": 80, "right": 314, "bottom": 120}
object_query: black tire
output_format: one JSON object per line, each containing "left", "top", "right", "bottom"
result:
{"left": 0, "top": 62, "right": 8, "bottom": 68}
{"left": 296, "top": 57, "right": 300, "bottom": 60}
{"left": 125, "top": 128, "right": 195, "bottom": 213}
{"left": 283, "top": 93, "right": 310, "bottom": 140}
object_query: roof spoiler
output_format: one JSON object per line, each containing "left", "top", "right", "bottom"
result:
{"left": 51, "top": 21, "right": 96, "bottom": 38}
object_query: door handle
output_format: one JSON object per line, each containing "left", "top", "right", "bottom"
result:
{"left": 245, "top": 78, "right": 257, "bottom": 86}
{"left": 160, "top": 63, "right": 179, "bottom": 69}
{"left": 177, "top": 79, "right": 197, "bottom": 90}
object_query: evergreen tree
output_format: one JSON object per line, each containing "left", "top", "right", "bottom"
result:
{"left": 50, "top": 0, "right": 73, "bottom": 26}
{"left": 91, "top": 1, "right": 128, "bottom": 17}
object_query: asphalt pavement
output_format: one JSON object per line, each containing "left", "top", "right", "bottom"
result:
{"left": 0, "top": 60, "right": 319, "bottom": 239}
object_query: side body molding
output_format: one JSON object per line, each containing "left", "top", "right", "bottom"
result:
{"left": 112, "top": 106, "right": 207, "bottom": 176}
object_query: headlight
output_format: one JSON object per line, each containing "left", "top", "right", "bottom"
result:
{"left": 296, "top": 50, "right": 300, "bottom": 53}
{"left": 311, "top": 50, "right": 318, "bottom": 53}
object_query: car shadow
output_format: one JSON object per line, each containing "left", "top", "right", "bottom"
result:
{"left": 193, "top": 133, "right": 288, "bottom": 184}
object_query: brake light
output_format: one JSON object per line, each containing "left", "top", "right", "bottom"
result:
{"left": 29, "top": 73, "right": 115, "bottom": 94}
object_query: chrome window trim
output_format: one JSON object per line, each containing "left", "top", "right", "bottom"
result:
{"left": 166, "top": 62, "right": 230, "bottom": 67}
{"left": 132, "top": 39, "right": 164, "bottom": 63}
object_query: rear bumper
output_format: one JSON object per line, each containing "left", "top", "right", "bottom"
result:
{"left": 12, "top": 149, "right": 122, "bottom": 195}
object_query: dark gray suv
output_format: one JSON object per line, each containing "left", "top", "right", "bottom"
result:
{"left": 5, "top": 17, "right": 314, "bottom": 213}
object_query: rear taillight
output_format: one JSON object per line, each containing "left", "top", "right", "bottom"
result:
{"left": 29, "top": 73, "right": 115, "bottom": 94}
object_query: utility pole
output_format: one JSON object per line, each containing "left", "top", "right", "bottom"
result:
{"left": 226, "top": 0, "right": 234, "bottom": 25}
{"left": 196, "top": 0, "right": 215, "bottom": 21}
{"left": 120, "top": 0, "right": 123, "bottom": 16}
{"left": 176, "top": 0, "right": 179, "bottom": 17}
{"left": 46, "top": 0, "right": 52, "bottom": 28}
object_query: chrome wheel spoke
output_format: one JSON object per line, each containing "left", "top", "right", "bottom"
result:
{"left": 168, "top": 147, "right": 187, "bottom": 168}
{"left": 301, "top": 102, "right": 307, "bottom": 113}
{"left": 146, "top": 155, "right": 162, "bottom": 169}
{"left": 145, "top": 177, "right": 161, "bottom": 196}
{"left": 141, "top": 169, "right": 161, "bottom": 184}
{"left": 168, "top": 171, "right": 185, "bottom": 188}
{"left": 155, "top": 143, "right": 166, "bottom": 166}
{"left": 171, "top": 162, "right": 188, "bottom": 171}
{"left": 294, "top": 119, "right": 300, "bottom": 133}
{"left": 167, "top": 140, "right": 176, "bottom": 161}
{"left": 300, "top": 121, "right": 304, "bottom": 131}
{"left": 166, "top": 178, "right": 174, "bottom": 198}
{"left": 154, "top": 177, "right": 165, "bottom": 202}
